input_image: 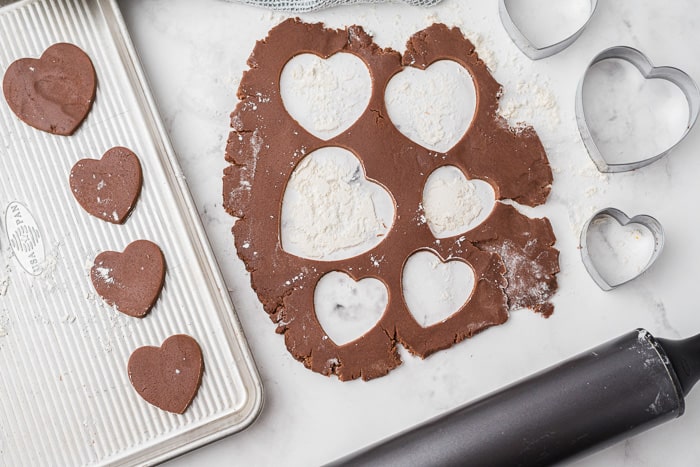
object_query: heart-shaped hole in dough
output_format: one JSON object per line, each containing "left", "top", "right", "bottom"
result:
{"left": 504, "top": 0, "right": 594, "bottom": 49}
{"left": 280, "top": 52, "right": 372, "bottom": 140}
{"left": 402, "top": 250, "right": 475, "bottom": 327}
{"left": 422, "top": 165, "right": 495, "bottom": 238}
{"left": 281, "top": 146, "right": 395, "bottom": 261}
{"left": 581, "top": 58, "right": 689, "bottom": 166}
{"left": 385, "top": 60, "right": 476, "bottom": 153}
{"left": 584, "top": 212, "right": 658, "bottom": 288}
{"left": 314, "top": 271, "right": 388, "bottom": 346}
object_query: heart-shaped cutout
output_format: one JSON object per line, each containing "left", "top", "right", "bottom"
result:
{"left": 280, "top": 52, "right": 371, "bottom": 140}
{"left": 499, "top": 0, "right": 598, "bottom": 60}
{"left": 576, "top": 47, "right": 699, "bottom": 172}
{"left": 281, "top": 146, "right": 395, "bottom": 261}
{"left": 385, "top": 60, "right": 476, "bottom": 153}
{"left": 70, "top": 146, "right": 142, "bottom": 224}
{"left": 422, "top": 165, "right": 495, "bottom": 238}
{"left": 580, "top": 208, "right": 664, "bottom": 290}
{"left": 402, "top": 250, "right": 475, "bottom": 327}
{"left": 314, "top": 271, "right": 388, "bottom": 346}
{"left": 91, "top": 240, "right": 165, "bottom": 317}
{"left": 2, "top": 43, "right": 96, "bottom": 135}
{"left": 128, "top": 334, "right": 203, "bottom": 414}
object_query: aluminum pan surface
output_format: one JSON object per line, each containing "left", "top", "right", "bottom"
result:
{"left": 0, "top": 0, "right": 262, "bottom": 465}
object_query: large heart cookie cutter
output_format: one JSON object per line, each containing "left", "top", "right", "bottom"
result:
{"left": 576, "top": 46, "right": 700, "bottom": 173}
{"left": 580, "top": 208, "right": 664, "bottom": 291}
{"left": 498, "top": 0, "right": 598, "bottom": 60}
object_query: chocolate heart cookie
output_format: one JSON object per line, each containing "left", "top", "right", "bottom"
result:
{"left": 91, "top": 240, "right": 165, "bottom": 318}
{"left": 128, "top": 334, "right": 204, "bottom": 414}
{"left": 70, "top": 147, "right": 142, "bottom": 224}
{"left": 2, "top": 43, "right": 96, "bottom": 136}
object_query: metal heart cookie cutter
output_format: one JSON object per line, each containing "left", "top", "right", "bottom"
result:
{"left": 576, "top": 46, "right": 700, "bottom": 173}
{"left": 580, "top": 208, "right": 664, "bottom": 291}
{"left": 499, "top": 0, "right": 598, "bottom": 60}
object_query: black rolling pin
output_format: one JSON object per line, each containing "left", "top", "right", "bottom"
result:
{"left": 329, "top": 329, "right": 700, "bottom": 467}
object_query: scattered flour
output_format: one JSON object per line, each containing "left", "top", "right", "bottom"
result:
{"left": 280, "top": 53, "right": 372, "bottom": 140}
{"left": 0, "top": 277, "right": 9, "bottom": 296}
{"left": 385, "top": 60, "right": 476, "bottom": 153}
{"left": 281, "top": 147, "right": 394, "bottom": 260}
{"left": 423, "top": 167, "right": 483, "bottom": 236}
{"left": 0, "top": 313, "right": 8, "bottom": 338}
{"left": 497, "top": 77, "right": 561, "bottom": 131}
{"left": 36, "top": 242, "right": 61, "bottom": 293}
{"left": 95, "top": 267, "right": 115, "bottom": 284}
{"left": 484, "top": 239, "right": 552, "bottom": 310}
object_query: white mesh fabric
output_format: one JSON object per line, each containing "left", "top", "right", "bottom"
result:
{"left": 232, "top": 0, "right": 443, "bottom": 12}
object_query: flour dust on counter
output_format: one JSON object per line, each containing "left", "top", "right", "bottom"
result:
{"left": 224, "top": 18, "right": 559, "bottom": 381}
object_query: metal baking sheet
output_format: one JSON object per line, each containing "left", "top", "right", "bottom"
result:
{"left": 0, "top": 0, "right": 263, "bottom": 465}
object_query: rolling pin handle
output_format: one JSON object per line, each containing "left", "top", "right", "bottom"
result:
{"left": 658, "top": 333, "right": 700, "bottom": 396}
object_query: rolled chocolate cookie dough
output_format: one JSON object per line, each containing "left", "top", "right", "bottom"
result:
{"left": 224, "top": 19, "right": 559, "bottom": 381}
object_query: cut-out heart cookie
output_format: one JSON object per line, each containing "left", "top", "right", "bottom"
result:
{"left": 314, "top": 271, "right": 388, "bottom": 345}
{"left": 128, "top": 334, "right": 203, "bottom": 414}
{"left": 385, "top": 60, "right": 476, "bottom": 153}
{"left": 280, "top": 52, "right": 371, "bottom": 140}
{"left": 2, "top": 43, "right": 96, "bottom": 135}
{"left": 280, "top": 146, "right": 394, "bottom": 261}
{"left": 576, "top": 46, "right": 700, "bottom": 173}
{"left": 91, "top": 239, "right": 165, "bottom": 318}
{"left": 580, "top": 208, "right": 664, "bottom": 291}
{"left": 402, "top": 250, "right": 475, "bottom": 327}
{"left": 70, "top": 146, "right": 142, "bottom": 224}
{"left": 499, "top": 0, "right": 599, "bottom": 60}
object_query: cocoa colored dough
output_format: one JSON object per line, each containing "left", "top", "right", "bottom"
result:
{"left": 2, "top": 43, "right": 96, "bottom": 136}
{"left": 70, "top": 146, "right": 142, "bottom": 224}
{"left": 91, "top": 239, "right": 165, "bottom": 318}
{"left": 223, "top": 20, "right": 560, "bottom": 381}
{"left": 128, "top": 334, "right": 204, "bottom": 414}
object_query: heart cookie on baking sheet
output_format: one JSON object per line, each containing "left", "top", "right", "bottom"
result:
{"left": 2, "top": 43, "right": 96, "bottom": 135}
{"left": 91, "top": 239, "right": 165, "bottom": 318}
{"left": 70, "top": 146, "right": 142, "bottom": 224}
{"left": 128, "top": 334, "right": 204, "bottom": 414}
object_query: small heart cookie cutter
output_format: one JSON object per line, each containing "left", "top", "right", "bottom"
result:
{"left": 580, "top": 208, "right": 664, "bottom": 291}
{"left": 576, "top": 46, "right": 700, "bottom": 173}
{"left": 498, "top": 0, "right": 599, "bottom": 60}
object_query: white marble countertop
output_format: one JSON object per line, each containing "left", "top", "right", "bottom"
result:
{"left": 116, "top": 0, "right": 700, "bottom": 465}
